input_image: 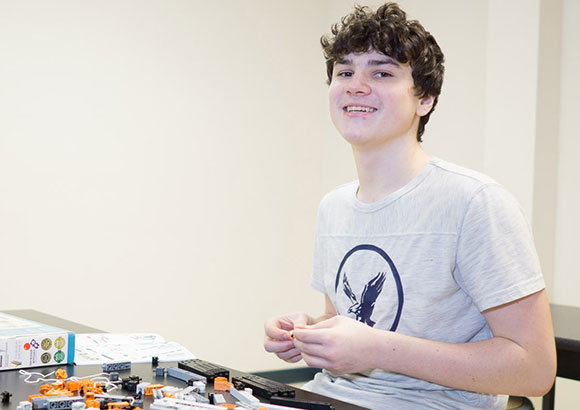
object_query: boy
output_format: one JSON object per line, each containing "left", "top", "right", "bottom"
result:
{"left": 264, "top": 3, "right": 556, "bottom": 410}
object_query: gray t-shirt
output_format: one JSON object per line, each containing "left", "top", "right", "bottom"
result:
{"left": 304, "top": 158, "right": 545, "bottom": 410}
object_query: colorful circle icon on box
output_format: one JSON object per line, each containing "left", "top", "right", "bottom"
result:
{"left": 40, "top": 353, "right": 51, "bottom": 364}
{"left": 54, "top": 350, "right": 65, "bottom": 363}
{"left": 41, "top": 338, "right": 52, "bottom": 350}
{"left": 55, "top": 337, "right": 66, "bottom": 350}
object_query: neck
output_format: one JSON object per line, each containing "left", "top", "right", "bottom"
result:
{"left": 352, "top": 137, "right": 430, "bottom": 203}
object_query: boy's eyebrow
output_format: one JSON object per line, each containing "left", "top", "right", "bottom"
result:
{"left": 335, "top": 56, "right": 401, "bottom": 67}
{"left": 368, "top": 58, "right": 400, "bottom": 67}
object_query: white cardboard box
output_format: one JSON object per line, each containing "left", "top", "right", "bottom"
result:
{"left": 0, "top": 312, "right": 75, "bottom": 371}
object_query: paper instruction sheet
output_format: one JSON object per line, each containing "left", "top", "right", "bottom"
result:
{"left": 74, "top": 333, "right": 195, "bottom": 365}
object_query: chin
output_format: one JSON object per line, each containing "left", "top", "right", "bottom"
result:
{"left": 339, "top": 128, "right": 375, "bottom": 143}
{"left": 341, "top": 135, "right": 374, "bottom": 148}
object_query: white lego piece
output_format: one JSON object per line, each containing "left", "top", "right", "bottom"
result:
{"left": 193, "top": 380, "right": 206, "bottom": 394}
{"left": 136, "top": 382, "right": 151, "bottom": 396}
{"left": 16, "top": 401, "right": 32, "bottom": 410}
{"left": 71, "top": 402, "right": 86, "bottom": 410}
{"left": 213, "top": 394, "right": 226, "bottom": 404}
{"left": 162, "top": 386, "right": 181, "bottom": 394}
{"left": 229, "top": 386, "right": 259, "bottom": 404}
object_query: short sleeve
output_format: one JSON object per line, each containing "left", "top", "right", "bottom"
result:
{"left": 454, "top": 184, "right": 545, "bottom": 311}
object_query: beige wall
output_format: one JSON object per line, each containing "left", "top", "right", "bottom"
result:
{"left": 554, "top": 0, "right": 580, "bottom": 307}
{"left": 0, "top": 0, "right": 330, "bottom": 372}
{"left": 0, "top": 0, "right": 578, "bottom": 405}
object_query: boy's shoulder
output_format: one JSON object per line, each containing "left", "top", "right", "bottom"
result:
{"left": 427, "top": 158, "right": 519, "bottom": 213}
{"left": 429, "top": 157, "right": 496, "bottom": 187}
{"left": 319, "top": 180, "right": 358, "bottom": 208}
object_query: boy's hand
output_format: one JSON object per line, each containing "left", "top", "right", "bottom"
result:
{"left": 293, "top": 315, "right": 379, "bottom": 374}
{"left": 264, "top": 312, "right": 311, "bottom": 363}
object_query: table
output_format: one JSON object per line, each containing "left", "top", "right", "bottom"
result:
{"left": 0, "top": 310, "right": 368, "bottom": 410}
{"left": 542, "top": 303, "right": 580, "bottom": 410}
{"left": 3, "top": 306, "right": 579, "bottom": 410}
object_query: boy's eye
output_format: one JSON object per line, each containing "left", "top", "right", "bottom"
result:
{"left": 376, "top": 71, "right": 392, "bottom": 78}
{"left": 337, "top": 71, "right": 353, "bottom": 78}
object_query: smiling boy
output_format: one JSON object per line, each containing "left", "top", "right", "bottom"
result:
{"left": 264, "top": 3, "right": 556, "bottom": 410}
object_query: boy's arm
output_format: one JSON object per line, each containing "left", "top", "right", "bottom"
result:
{"left": 292, "top": 290, "right": 556, "bottom": 397}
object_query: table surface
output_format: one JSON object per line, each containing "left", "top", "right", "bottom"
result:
{"left": 3, "top": 304, "right": 580, "bottom": 410}
{"left": 0, "top": 310, "right": 368, "bottom": 410}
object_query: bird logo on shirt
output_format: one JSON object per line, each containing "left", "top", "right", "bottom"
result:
{"left": 335, "top": 244, "right": 404, "bottom": 331}
{"left": 343, "top": 271, "right": 386, "bottom": 326}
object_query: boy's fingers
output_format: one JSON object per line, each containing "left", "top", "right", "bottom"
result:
{"left": 293, "top": 327, "right": 328, "bottom": 344}
{"left": 264, "top": 338, "right": 295, "bottom": 353}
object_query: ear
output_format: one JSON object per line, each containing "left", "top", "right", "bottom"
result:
{"left": 417, "top": 95, "right": 435, "bottom": 117}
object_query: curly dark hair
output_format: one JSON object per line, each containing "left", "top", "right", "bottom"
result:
{"left": 321, "top": 3, "right": 445, "bottom": 141}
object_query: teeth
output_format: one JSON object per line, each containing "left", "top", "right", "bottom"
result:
{"left": 346, "top": 105, "right": 376, "bottom": 112}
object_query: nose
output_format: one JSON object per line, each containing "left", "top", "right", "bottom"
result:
{"left": 346, "top": 74, "right": 371, "bottom": 95}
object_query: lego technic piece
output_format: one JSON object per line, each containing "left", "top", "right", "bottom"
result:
{"left": 177, "top": 360, "right": 229, "bottom": 382}
{"left": 174, "top": 388, "right": 209, "bottom": 404}
{"left": 17, "top": 401, "right": 33, "bottom": 410}
{"left": 65, "top": 380, "right": 103, "bottom": 395}
{"left": 110, "top": 372, "right": 120, "bottom": 382}
{"left": 136, "top": 383, "right": 150, "bottom": 397}
{"left": 232, "top": 375, "right": 295, "bottom": 399}
{"left": 83, "top": 392, "right": 99, "bottom": 410}
{"left": 152, "top": 357, "right": 159, "bottom": 367}
{"left": 144, "top": 384, "right": 164, "bottom": 396}
{"left": 65, "top": 381, "right": 81, "bottom": 393}
{"left": 269, "top": 397, "right": 334, "bottom": 410}
{"left": 107, "top": 402, "right": 131, "bottom": 410}
{"left": 173, "top": 386, "right": 195, "bottom": 398}
{"left": 102, "top": 362, "right": 131, "bottom": 372}
{"left": 159, "top": 386, "right": 180, "bottom": 398}
{"left": 2, "top": 391, "right": 13, "bottom": 403}
{"left": 212, "top": 394, "right": 225, "bottom": 405}
{"left": 191, "top": 381, "right": 205, "bottom": 394}
{"left": 28, "top": 396, "right": 43, "bottom": 404}
{"left": 94, "top": 395, "right": 134, "bottom": 406}
{"left": 212, "top": 377, "right": 232, "bottom": 392}
{"left": 38, "top": 384, "right": 74, "bottom": 398}
{"left": 155, "top": 367, "right": 166, "bottom": 377}
{"left": 166, "top": 367, "right": 207, "bottom": 384}
{"left": 228, "top": 386, "right": 259, "bottom": 405}
{"left": 133, "top": 397, "right": 144, "bottom": 409}
{"left": 71, "top": 402, "right": 86, "bottom": 410}
{"left": 31, "top": 395, "right": 84, "bottom": 410}
{"left": 55, "top": 369, "right": 68, "bottom": 380}
{"left": 121, "top": 376, "right": 142, "bottom": 393}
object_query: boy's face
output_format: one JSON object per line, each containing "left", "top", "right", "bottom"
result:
{"left": 328, "top": 50, "right": 433, "bottom": 149}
